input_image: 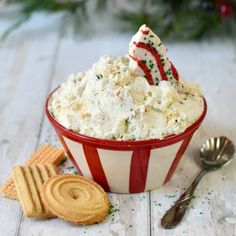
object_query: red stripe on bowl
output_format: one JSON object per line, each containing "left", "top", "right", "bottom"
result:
{"left": 129, "top": 149, "right": 151, "bottom": 193}
{"left": 83, "top": 144, "right": 111, "bottom": 192}
{"left": 164, "top": 132, "right": 194, "bottom": 183}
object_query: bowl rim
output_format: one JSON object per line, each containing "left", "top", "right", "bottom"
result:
{"left": 45, "top": 86, "right": 207, "bottom": 150}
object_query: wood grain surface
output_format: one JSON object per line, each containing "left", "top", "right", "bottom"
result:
{"left": 0, "top": 11, "right": 236, "bottom": 236}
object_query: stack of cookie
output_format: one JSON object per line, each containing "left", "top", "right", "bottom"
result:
{"left": 1, "top": 145, "right": 109, "bottom": 224}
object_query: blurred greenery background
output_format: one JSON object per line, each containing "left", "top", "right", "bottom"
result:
{"left": 1, "top": 0, "right": 236, "bottom": 41}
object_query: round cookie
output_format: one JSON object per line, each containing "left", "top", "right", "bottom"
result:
{"left": 41, "top": 174, "right": 109, "bottom": 224}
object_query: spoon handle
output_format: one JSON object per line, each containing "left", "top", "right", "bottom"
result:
{"left": 161, "top": 169, "right": 207, "bottom": 229}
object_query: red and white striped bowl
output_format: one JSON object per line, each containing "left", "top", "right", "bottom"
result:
{"left": 46, "top": 89, "right": 207, "bottom": 193}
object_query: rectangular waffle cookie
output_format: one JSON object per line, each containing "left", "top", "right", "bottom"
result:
{"left": 12, "top": 164, "right": 57, "bottom": 219}
{"left": 1, "top": 145, "right": 65, "bottom": 200}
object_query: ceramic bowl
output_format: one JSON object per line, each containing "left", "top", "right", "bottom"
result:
{"left": 46, "top": 88, "right": 207, "bottom": 193}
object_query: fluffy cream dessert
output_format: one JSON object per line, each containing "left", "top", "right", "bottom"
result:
{"left": 49, "top": 54, "right": 204, "bottom": 140}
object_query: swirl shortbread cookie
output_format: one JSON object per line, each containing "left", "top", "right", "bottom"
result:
{"left": 41, "top": 174, "right": 109, "bottom": 225}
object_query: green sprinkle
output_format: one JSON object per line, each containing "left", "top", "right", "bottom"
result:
{"left": 66, "top": 166, "right": 75, "bottom": 171}
{"left": 60, "top": 157, "right": 67, "bottom": 165}
{"left": 96, "top": 74, "right": 103, "bottom": 80}
{"left": 109, "top": 202, "right": 119, "bottom": 216}
{"left": 165, "top": 194, "right": 176, "bottom": 198}
{"left": 149, "top": 63, "right": 154, "bottom": 69}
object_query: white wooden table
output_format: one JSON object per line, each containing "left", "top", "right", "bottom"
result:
{"left": 0, "top": 11, "right": 236, "bottom": 236}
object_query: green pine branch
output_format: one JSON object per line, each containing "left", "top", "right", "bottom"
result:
{"left": 1, "top": 0, "right": 235, "bottom": 41}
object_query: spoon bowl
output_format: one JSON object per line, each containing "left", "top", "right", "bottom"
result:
{"left": 200, "top": 136, "right": 235, "bottom": 170}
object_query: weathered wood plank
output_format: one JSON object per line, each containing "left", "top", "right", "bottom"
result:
{"left": 18, "top": 27, "right": 151, "bottom": 236}
{"left": 0, "top": 13, "right": 64, "bottom": 236}
{"left": 151, "top": 41, "right": 236, "bottom": 236}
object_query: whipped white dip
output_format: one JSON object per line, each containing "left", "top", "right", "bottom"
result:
{"left": 49, "top": 55, "right": 204, "bottom": 140}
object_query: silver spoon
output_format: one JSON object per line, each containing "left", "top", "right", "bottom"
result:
{"left": 161, "top": 136, "right": 235, "bottom": 229}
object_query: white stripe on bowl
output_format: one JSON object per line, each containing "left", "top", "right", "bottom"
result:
{"left": 62, "top": 136, "right": 92, "bottom": 179}
{"left": 145, "top": 141, "right": 182, "bottom": 191}
{"left": 98, "top": 149, "right": 132, "bottom": 193}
